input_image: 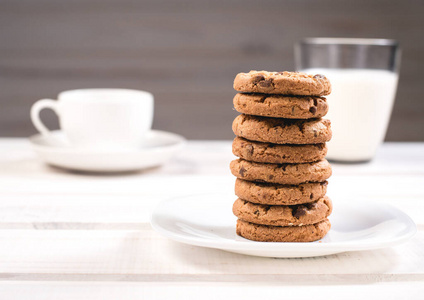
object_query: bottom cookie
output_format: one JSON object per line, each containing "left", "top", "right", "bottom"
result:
{"left": 236, "top": 218, "right": 331, "bottom": 242}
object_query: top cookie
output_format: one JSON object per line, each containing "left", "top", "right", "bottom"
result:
{"left": 233, "top": 70, "right": 332, "bottom": 96}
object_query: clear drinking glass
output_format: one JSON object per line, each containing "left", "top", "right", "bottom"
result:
{"left": 295, "top": 38, "right": 401, "bottom": 162}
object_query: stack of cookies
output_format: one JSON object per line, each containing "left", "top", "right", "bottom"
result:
{"left": 230, "top": 71, "right": 333, "bottom": 242}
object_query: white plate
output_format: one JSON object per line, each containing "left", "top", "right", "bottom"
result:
{"left": 151, "top": 193, "right": 417, "bottom": 258}
{"left": 30, "top": 130, "right": 186, "bottom": 172}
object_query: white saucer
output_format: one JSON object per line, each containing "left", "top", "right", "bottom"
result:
{"left": 151, "top": 193, "right": 416, "bottom": 258}
{"left": 29, "top": 130, "right": 186, "bottom": 172}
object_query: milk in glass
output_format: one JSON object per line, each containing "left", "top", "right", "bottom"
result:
{"left": 302, "top": 69, "right": 398, "bottom": 161}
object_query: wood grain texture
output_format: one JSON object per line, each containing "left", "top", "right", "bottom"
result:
{"left": 0, "top": 0, "right": 423, "bottom": 140}
{"left": 0, "top": 229, "right": 423, "bottom": 282}
{"left": 0, "top": 282, "right": 423, "bottom": 300}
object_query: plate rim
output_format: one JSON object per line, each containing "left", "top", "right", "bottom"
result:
{"left": 29, "top": 129, "right": 187, "bottom": 155}
{"left": 150, "top": 193, "right": 417, "bottom": 254}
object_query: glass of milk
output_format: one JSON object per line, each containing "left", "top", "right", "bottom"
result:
{"left": 295, "top": 38, "right": 401, "bottom": 162}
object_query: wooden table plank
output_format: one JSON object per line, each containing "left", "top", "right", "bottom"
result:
{"left": 0, "top": 281, "right": 423, "bottom": 300}
{"left": 0, "top": 166, "right": 423, "bottom": 227}
{"left": 0, "top": 174, "right": 423, "bottom": 228}
{"left": 0, "top": 229, "right": 422, "bottom": 282}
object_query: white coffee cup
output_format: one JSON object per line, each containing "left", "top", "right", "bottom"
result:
{"left": 31, "top": 88, "right": 154, "bottom": 149}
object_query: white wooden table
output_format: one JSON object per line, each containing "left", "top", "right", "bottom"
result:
{"left": 0, "top": 139, "right": 423, "bottom": 299}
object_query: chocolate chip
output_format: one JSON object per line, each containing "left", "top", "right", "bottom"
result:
{"left": 246, "top": 144, "right": 254, "bottom": 156}
{"left": 309, "top": 106, "right": 317, "bottom": 114}
{"left": 258, "top": 79, "right": 272, "bottom": 87}
{"left": 293, "top": 207, "right": 307, "bottom": 219}
{"left": 306, "top": 202, "right": 317, "bottom": 210}
{"left": 239, "top": 166, "right": 246, "bottom": 177}
{"left": 313, "top": 74, "right": 326, "bottom": 79}
{"left": 268, "top": 174, "right": 274, "bottom": 180}
{"left": 254, "top": 210, "right": 260, "bottom": 215}
{"left": 252, "top": 75, "right": 265, "bottom": 83}
{"left": 313, "top": 98, "right": 318, "bottom": 106}
{"left": 310, "top": 193, "right": 314, "bottom": 199}
{"left": 313, "top": 130, "right": 318, "bottom": 137}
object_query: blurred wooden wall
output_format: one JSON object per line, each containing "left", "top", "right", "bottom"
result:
{"left": 0, "top": 0, "right": 423, "bottom": 140}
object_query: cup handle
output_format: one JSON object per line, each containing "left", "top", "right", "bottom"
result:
{"left": 30, "top": 99, "right": 59, "bottom": 137}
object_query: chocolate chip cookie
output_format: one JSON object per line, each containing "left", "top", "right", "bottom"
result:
{"left": 233, "top": 196, "right": 332, "bottom": 227}
{"left": 235, "top": 179, "right": 328, "bottom": 205}
{"left": 236, "top": 218, "right": 331, "bottom": 242}
{"left": 233, "top": 93, "right": 328, "bottom": 119}
{"left": 232, "top": 114, "right": 332, "bottom": 145}
{"left": 230, "top": 158, "right": 332, "bottom": 185}
{"left": 232, "top": 137, "right": 327, "bottom": 164}
{"left": 233, "top": 71, "right": 332, "bottom": 96}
